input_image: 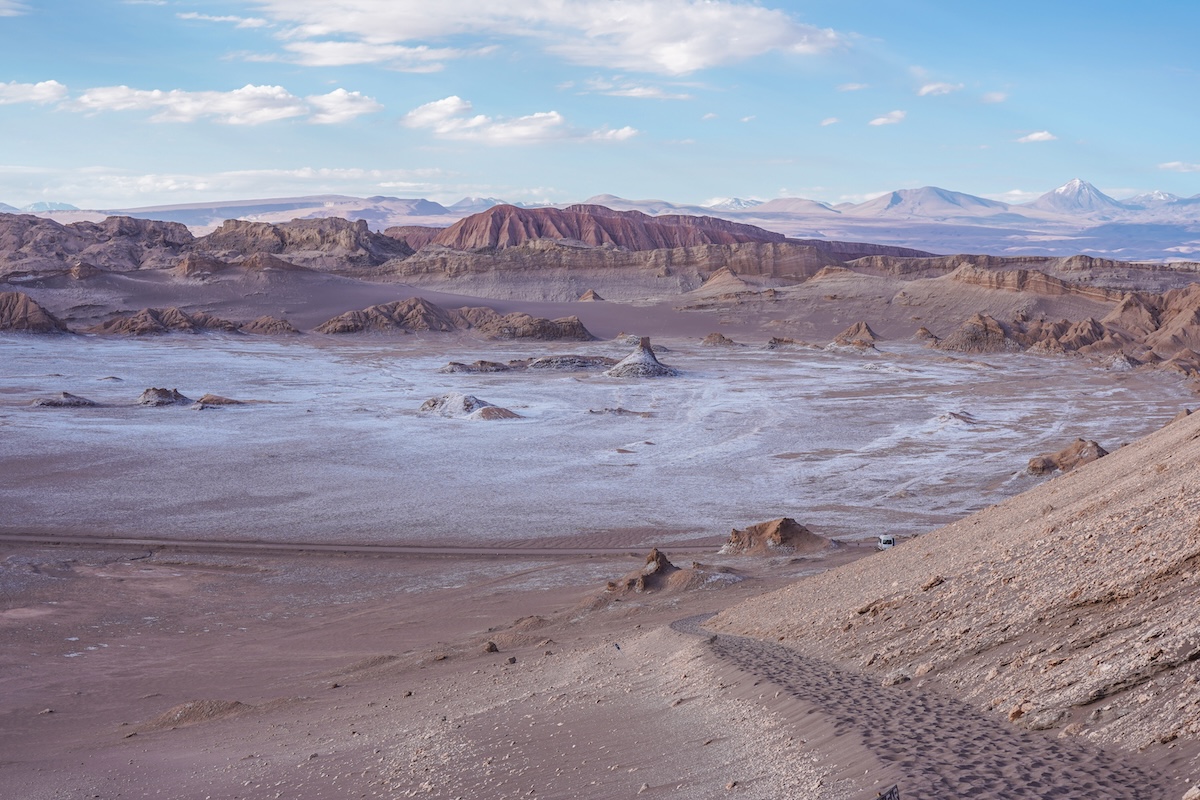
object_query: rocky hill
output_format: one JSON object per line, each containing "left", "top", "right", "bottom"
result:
{"left": 0, "top": 213, "right": 193, "bottom": 275}
{"left": 199, "top": 217, "right": 413, "bottom": 270}
{"left": 708, "top": 409, "right": 1200, "bottom": 770}
{"left": 428, "top": 204, "right": 789, "bottom": 252}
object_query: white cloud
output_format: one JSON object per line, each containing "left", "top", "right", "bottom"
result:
{"left": 917, "top": 82, "right": 962, "bottom": 96}
{"left": 868, "top": 110, "right": 905, "bottom": 126}
{"left": 837, "top": 82, "right": 868, "bottom": 91}
{"left": 1160, "top": 161, "right": 1200, "bottom": 173}
{"left": 403, "top": 96, "right": 636, "bottom": 144}
{"left": 582, "top": 77, "right": 692, "bottom": 100}
{"left": 306, "top": 88, "right": 383, "bottom": 123}
{"left": 0, "top": 0, "right": 28, "bottom": 15}
{"left": 985, "top": 188, "right": 1041, "bottom": 204}
{"left": 276, "top": 40, "right": 471, "bottom": 71}
{"left": 701, "top": 112, "right": 717, "bottom": 120}
{"left": 249, "top": 0, "right": 844, "bottom": 75}
{"left": 981, "top": 91, "right": 1007, "bottom": 104}
{"left": 177, "top": 12, "right": 268, "bottom": 28}
{"left": 0, "top": 80, "right": 68, "bottom": 105}
{"left": 0, "top": 164, "right": 454, "bottom": 207}
{"left": 1017, "top": 130, "right": 1057, "bottom": 143}
{"left": 70, "top": 84, "right": 381, "bottom": 125}
{"left": 820, "top": 117, "right": 838, "bottom": 126}
{"left": 740, "top": 115, "right": 756, "bottom": 123}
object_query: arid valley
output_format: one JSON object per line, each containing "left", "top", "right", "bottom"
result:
{"left": 3, "top": 198, "right": 1200, "bottom": 799}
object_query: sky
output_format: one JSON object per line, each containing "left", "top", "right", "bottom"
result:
{"left": 1, "top": 1, "right": 1198, "bottom": 209}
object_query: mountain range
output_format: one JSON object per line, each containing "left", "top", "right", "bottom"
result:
{"left": 7, "top": 179, "right": 1200, "bottom": 262}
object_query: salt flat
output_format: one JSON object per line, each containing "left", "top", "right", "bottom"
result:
{"left": 1, "top": 333, "right": 1191, "bottom": 545}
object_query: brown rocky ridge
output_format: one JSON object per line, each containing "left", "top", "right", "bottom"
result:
{"left": 0, "top": 291, "right": 69, "bottom": 332}
{"left": 1027, "top": 438, "right": 1109, "bottom": 475}
{"left": 315, "top": 296, "right": 593, "bottom": 340}
{"left": 89, "top": 307, "right": 241, "bottom": 335}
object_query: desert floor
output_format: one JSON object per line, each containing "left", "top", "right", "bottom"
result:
{"left": 1, "top": 330, "right": 1195, "bottom": 798}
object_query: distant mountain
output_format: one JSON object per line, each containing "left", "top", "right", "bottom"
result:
{"left": 580, "top": 194, "right": 709, "bottom": 215}
{"left": 1025, "top": 179, "right": 1126, "bottom": 216}
{"left": 844, "top": 186, "right": 1011, "bottom": 218}
{"left": 22, "top": 201, "right": 78, "bottom": 212}
{"left": 447, "top": 196, "right": 506, "bottom": 214}
{"left": 0, "top": 202, "right": 18, "bottom": 213}
{"left": 754, "top": 197, "right": 839, "bottom": 215}
{"left": 1122, "top": 191, "right": 1182, "bottom": 209}
{"left": 703, "top": 197, "right": 763, "bottom": 211}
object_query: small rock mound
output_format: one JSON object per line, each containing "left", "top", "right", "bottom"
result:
{"left": 0, "top": 292, "right": 69, "bottom": 333}
{"left": 913, "top": 326, "right": 939, "bottom": 343}
{"left": 31, "top": 392, "right": 98, "bottom": 408}
{"left": 765, "top": 336, "right": 818, "bottom": 350}
{"left": 1027, "top": 438, "right": 1109, "bottom": 475}
{"left": 438, "top": 360, "right": 513, "bottom": 374}
{"left": 598, "top": 549, "right": 738, "bottom": 601}
{"left": 419, "top": 393, "right": 520, "bottom": 420}
{"left": 240, "top": 315, "right": 300, "bottom": 335}
{"left": 191, "top": 393, "right": 244, "bottom": 410}
{"left": 578, "top": 288, "right": 604, "bottom": 301}
{"left": 604, "top": 337, "right": 678, "bottom": 377}
{"left": 701, "top": 332, "right": 743, "bottom": 347}
{"left": 933, "top": 313, "right": 1023, "bottom": 354}
{"left": 720, "top": 517, "right": 832, "bottom": 556}
{"left": 142, "top": 700, "right": 251, "bottom": 731}
{"left": 525, "top": 355, "right": 616, "bottom": 370}
{"left": 138, "top": 387, "right": 192, "bottom": 406}
{"left": 832, "top": 321, "right": 881, "bottom": 348}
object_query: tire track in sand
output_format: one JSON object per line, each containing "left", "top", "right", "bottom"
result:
{"left": 672, "top": 614, "right": 1174, "bottom": 799}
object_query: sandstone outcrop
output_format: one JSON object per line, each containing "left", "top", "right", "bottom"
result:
{"left": 457, "top": 308, "right": 594, "bottom": 341}
{"left": 604, "top": 337, "right": 678, "bottom": 377}
{"left": 701, "top": 332, "right": 743, "bottom": 347}
{"left": 314, "top": 297, "right": 458, "bottom": 334}
{"left": 138, "top": 387, "right": 192, "bottom": 406}
{"left": 932, "top": 313, "right": 1022, "bottom": 354}
{"left": 720, "top": 517, "right": 832, "bottom": 556}
{"left": 419, "top": 393, "right": 520, "bottom": 420}
{"left": 1027, "top": 438, "right": 1109, "bottom": 475}
{"left": 438, "top": 360, "right": 513, "bottom": 374}
{"left": 0, "top": 214, "right": 192, "bottom": 275}
{"left": 831, "top": 321, "right": 881, "bottom": 350}
{"left": 382, "top": 225, "right": 443, "bottom": 251}
{"left": 89, "top": 307, "right": 240, "bottom": 335}
{"left": 199, "top": 217, "right": 412, "bottom": 271}
{"left": 0, "top": 291, "right": 69, "bottom": 332}
{"left": 577, "top": 288, "right": 603, "bottom": 301}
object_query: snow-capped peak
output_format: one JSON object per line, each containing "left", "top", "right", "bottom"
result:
{"left": 702, "top": 197, "right": 763, "bottom": 211}
{"left": 1026, "top": 179, "right": 1125, "bottom": 215}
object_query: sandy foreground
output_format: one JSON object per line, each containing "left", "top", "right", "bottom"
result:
{"left": 2, "top": 326, "right": 1197, "bottom": 798}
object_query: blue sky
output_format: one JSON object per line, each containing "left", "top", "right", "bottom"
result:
{"left": 1, "top": 0, "right": 1197, "bottom": 208}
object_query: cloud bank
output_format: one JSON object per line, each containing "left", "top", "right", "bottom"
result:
{"left": 403, "top": 96, "right": 637, "bottom": 144}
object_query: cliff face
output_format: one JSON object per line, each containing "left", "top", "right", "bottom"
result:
{"left": 0, "top": 213, "right": 193, "bottom": 275}
{"left": 199, "top": 217, "right": 412, "bottom": 269}
{"left": 429, "top": 204, "right": 788, "bottom": 252}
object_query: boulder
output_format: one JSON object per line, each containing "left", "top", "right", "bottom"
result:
{"left": 138, "top": 387, "right": 193, "bottom": 407}
{"left": 31, "top": 392, "right": 98, "bottom": 408}
{"left": 1027, "top": 439, "right": 1109, "bottom": 475}
{"left": 419, "top": 393, "right": 520, "bottom": 420}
